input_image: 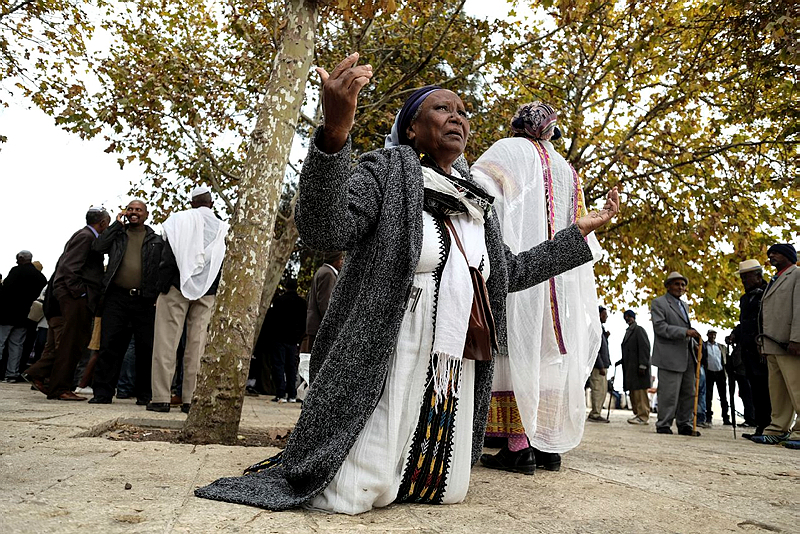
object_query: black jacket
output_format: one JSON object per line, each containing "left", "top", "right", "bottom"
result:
{"left": 92, "top": 221, "right": 164, "bottom": 299}
{"left": 732, "top": 281, "right": 768, "bottom": 377}
{"left": 594, "top": 326, "right": 611, "bottom": 369}
{"left": 263, "top": 290, "right": 307, "bottom": 346}
{"left": 621, "top": 322, "right": 651, "bottom": 391}
{"left": 157, "top": 240, "right": 220, "bottom": 296}
{"left": 0, "top": 262, "right": 47, "bottom": 326}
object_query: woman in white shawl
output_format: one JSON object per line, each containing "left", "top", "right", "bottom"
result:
{"left": 471, "top": 102, "right": 603, "bottom": 473}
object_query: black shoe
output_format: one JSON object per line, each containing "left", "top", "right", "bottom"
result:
{"left": 723, "top": 420, "right": 732, "bottom": 426}
{"left": 483, "top": 435, "right": 506, "bottom": 449}
{"left": 532, "top": 448, "right": 561, "bottom": 472}
{"left": 115, "top": 393, "right": 132, "bottom": 399}
{"left": 480, "top": 447, "right": 536, "bottom": 475}
{"left": 88, "top": 396, "right": 112, "bottom": 404}
{"left": 741, "top": 433, "right": 755, "bottom": 440}
{"left": 245, "top": 386, "right": 259, "bottom": 397}
{"left": 135, "top": 398, "right": 150, "bottom": 406}
{"left": 146, "top": 402, "right": 170, "bottom": 413}
{"left": 656, "top": 426, "right": 674, "bottom": 434}
{"left": 678, "top": 426, "right": 700, "bottom": 437}
{"left": 4, "top": 376, "right": 25, "bottom": 383}
{"left": 181, "top": 403, "right": 190, "bottom": 414}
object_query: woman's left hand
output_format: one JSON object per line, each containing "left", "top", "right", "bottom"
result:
{"left": 576, "top": 186, "right": 620, "bottom": 236}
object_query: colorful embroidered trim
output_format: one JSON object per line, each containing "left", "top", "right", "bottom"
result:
{"left": 243, "top": 451, "right": 283, "bottom": 475}
{"left": 396, "top": 354, "right": 460, "bottom": 504}
{"left": 486, "top": 391, "right": 526, "bottom": 437}
{"left": 531, "top": 140, "right": 569, "bottom": 355}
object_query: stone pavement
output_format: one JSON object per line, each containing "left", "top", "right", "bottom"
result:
{"left": 0, "top": 381, "right": 797, "bottom": 533}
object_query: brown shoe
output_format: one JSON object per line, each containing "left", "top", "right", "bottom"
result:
{"left": 54, "top": 391, "right": 87, "bottom": 401}
{"left": 170, "top": 394, "right": 182, "bottom": 406}
{"left": 22, "top": 373, "right": 49, "bottom": 395}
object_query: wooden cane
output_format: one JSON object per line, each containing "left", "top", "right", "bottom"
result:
{"left": 692, "top": 338, "right": 704, "bottom": 434}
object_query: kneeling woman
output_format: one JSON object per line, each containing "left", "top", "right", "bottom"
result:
{"left": 195, "top": 54, "right": 619, "bottom": 514}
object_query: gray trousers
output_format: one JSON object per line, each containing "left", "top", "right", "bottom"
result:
{"left": 0, "top": 325, "right": 28, "bottom": 378}
{"left": 656, "top": 363, "right": 697, "bottom": 430}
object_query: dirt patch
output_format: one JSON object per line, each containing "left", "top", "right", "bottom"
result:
{"left": 87, "top": 421, "right": 290, "bottom": 448}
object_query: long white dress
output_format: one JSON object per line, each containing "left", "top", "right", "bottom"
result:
{"left": 309, "top": 208, "right": 488, "bottom": 515}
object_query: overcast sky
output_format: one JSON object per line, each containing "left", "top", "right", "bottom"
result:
{"left": 0, "top": 1, "right": 730, "bottom": 375}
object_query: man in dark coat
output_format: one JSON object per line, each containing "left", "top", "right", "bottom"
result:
{"left": 88, "top": 200, "right": 164, "bottom": 405}
{"left": 620, "top": 310, "right": 651, "bottom": 425}
{"left": 24, "top": 208, "right": 110, "bottom": 400}
{"left": 587, "top": 306, "right": 611, "bottom": 422}
{"left": 264, "top": 279, "right": 307, "bottom": 402}
{"left": 0, "top": 250, "right": 47, "bottom": 382}
{"left": 730, "top": 259, "right": 770, "bottom": 436}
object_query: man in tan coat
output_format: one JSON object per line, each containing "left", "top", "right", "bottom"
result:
{"left": 751, "top": 244, "right": 800, "bottom": 447}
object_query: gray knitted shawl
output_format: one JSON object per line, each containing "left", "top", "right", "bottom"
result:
{"left": 195, "top": 130, "right": 593, "bottom": 510}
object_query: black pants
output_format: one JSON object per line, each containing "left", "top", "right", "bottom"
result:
{"left": 705, "top": 369, "right": 729, "bottom": 422}
{"left": 270, "top": 342, "right": 298, "bottom": 399}
{"left": 91, "top": 287, "right": 156, "bottom": 401}
{"left": 746, "top": 373, "right": 771, "bottom": 432}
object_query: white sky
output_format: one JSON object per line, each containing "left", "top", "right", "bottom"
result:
{"left": 0, "top": 0, "right": 730, "bottom": 367}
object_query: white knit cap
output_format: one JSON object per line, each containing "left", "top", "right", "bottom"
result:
{"left": 191, "top": 185, "right": 211, "bottom": 198}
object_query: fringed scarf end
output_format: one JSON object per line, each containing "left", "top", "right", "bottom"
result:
{"left": 430, "top": 352, "right": 463, "bottom": 411}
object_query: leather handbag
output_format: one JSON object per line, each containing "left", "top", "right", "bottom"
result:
{"left": 444, "top": 218, "right": 498, "bottom": 361}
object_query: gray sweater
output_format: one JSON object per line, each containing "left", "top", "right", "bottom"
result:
{"left": 195, "top": 130, "right": 593, "bottom": 510}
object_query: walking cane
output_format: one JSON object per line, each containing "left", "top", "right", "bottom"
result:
{"left": 726, "top": 342, "right": 737, "bottom": 439}
{"left": 606, "top": 361, "right": 621, "bottom": 422}
{"left": 692, "top": 338, "right": 704, "bottom": 434}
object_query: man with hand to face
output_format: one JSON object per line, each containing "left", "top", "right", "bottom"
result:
{"left": 751, "top": 244, "right": 800, "bottom": 448}
{"left": 88, "top": 200, "right": 164, "bottom": 406}
{"left": 650, "top": 272, "right": 702, "bottom": 436}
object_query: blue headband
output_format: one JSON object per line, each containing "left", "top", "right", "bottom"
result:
{"left": 385, "top": 85, "right": 443, "bottom": 148}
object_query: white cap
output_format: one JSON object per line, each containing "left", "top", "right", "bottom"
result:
{"left": 88, "top": 205, "right": 106, "bottom": 212}
{"left": 191, "top": 185, "right": 211, "bottom": 198}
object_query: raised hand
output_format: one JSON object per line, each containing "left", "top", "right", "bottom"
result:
{"left": 577, "top": 186, "right": 620, "bottom": 237}
{"left": 316, "top": 53, "right": 373, "bottom": 154}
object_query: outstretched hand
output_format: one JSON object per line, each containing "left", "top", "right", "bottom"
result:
{"left": 316, "top": 53, "right": 373, "bottom": 154}
{"left": 577, "top": 187, "right": 620, "bottom": 237}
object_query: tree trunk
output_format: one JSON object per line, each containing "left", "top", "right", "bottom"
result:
{"left": 182, "top": 0, "right": 317, "bottom": 444}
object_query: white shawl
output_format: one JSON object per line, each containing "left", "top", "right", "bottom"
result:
{"left": 161, "top": 206, "right": 230, "bottom": 300}
{"left": 471, "top": 137, "right": 602, "bottom": 453}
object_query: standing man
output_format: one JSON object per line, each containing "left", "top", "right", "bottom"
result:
{"left": 265, "top": 279, "right": 307, "bottom": 403}
{"left": 751, "top": 244, "right": 800, "bottom": 447}
{"left": 730, "top": 259, "right": 771, "bottom": 436}
{"left": 587, "top": 306, "right": 611, "bottom": 423}
{"left": 302, "top": 252, "right": 343, "bottom": 355}
{"left": 702, "top": 329, "right": 730, "bottom": 426}
{"left": 147, "top": 186, "right": 229, "bottom": 414}
{"left": 651, "top": 271, "right": 703, "bottom": 436}
{"left": 0, "top": 251, "right": 47, "bottom": 382}
{"left": 24, "top": 207, "right": 110, "bottom": 400}
{"left": 89, "top": 200, "right": 163, "bottom": 405}
{"left": 620, "top": 310, "right": 652, "bottom": 425}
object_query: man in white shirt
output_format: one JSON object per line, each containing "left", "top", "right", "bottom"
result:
{"left": 702, "top": 329, "right": 731, "bottom": 426}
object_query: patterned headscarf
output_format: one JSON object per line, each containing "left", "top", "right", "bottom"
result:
{"left": 510, "top": 101, "right": 561, "bottom": 141}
